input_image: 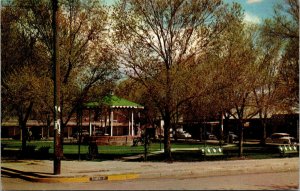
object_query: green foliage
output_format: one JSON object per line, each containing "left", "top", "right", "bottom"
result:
{"left": 1, "top": 0, "right": 120, "bottom": 140}
{"left": 112, "top": 0, "right": 244, "bottom": 160}
{"left": 261, "top": 0, "right": 299, "bottom": 110}
{"left": 2, "top": 0, "right": 298, "bottom": 162}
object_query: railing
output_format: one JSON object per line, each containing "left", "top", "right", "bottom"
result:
{"left": 278, "top": 145, "right": 298, "bottom": 156}
{"left": 200, "top": 147, "right": 224, "bottom": 160}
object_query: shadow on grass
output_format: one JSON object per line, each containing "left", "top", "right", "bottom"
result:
{"left": 2, "top": 141, "right": 298, "bottom": 162}
{"left": 123, "top": 146, "right": 298, "bottom": 162}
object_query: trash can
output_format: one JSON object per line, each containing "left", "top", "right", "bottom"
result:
{"left": 88, "top": 141, "right": 98, "bottom": 160}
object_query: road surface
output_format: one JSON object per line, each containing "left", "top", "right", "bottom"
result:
{"left": 1, "top": 170, "right": 298, "bottom": 190}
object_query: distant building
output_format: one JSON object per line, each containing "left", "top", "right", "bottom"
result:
{"left": 181, "top": 113, "right": 299, "bottom": 141}
{"left": 1, "top": 95, "right": 144, "bottom": 145}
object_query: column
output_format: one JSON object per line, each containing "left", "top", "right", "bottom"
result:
{"left": 128, "top": 110, "right": 131, "bottom": 136}
{"left": 110, "top": 110, "right": 113, "bottom": 136}
{"left": 89, "top": 109, "right": 92, "bottom": 136}
{"left": 131, "top": 111, "right": 134, "bottom": 136}
{"left": 138, "top": 112, "right": 141, "bottom": 130}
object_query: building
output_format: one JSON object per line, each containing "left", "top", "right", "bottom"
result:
{"left": 1, "top": 95, "right": 144, "bottom": 145}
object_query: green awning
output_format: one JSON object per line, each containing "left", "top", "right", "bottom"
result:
{"left": 84, "top": 95, "right": 144, "bottom": 109}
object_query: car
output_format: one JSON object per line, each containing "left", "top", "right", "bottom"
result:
{"left": 94, "top": 130, "right": 104, "bottom": 136}
{"left": 175, "top": 130, "right": 192, "bottom": 139}
{"left": 173, "top": 128, "right": 191, "bottom": 139}
{"left": 228, "top": 131, "right": 238, "bottom": 142}
{"left": 72, "top": 130, "right": 89, "bottom": 138}
{"left": 205, "top": 132, "right": 217, "bottom": 140}
{"left": 265, "top": 133, "right": 297, "bottom": 145}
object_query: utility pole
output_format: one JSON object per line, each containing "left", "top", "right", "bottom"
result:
{"left": 52, "top": 0, "right": 62, "bottom": 175}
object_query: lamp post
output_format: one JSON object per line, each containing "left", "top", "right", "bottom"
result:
{"left": 52, "top": 0, "right": 62, "bottom": 175}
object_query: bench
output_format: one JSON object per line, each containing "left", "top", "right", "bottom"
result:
{"left": 1, "top": 145, "right": 21, "bottom": 152}
{"left": 88, "top": 136, "right": 135, "bottom": 146}
{"left": 278, "top": 145, "right": 298, "bottom": 157}
{"left": 200, "top": 147, "right": 224, "bottom": 160}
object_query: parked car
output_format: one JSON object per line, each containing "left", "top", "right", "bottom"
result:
{"left": 228, "top": 131, "right": 238, "bottom": 143}
{"left": 72, "top": 130, "right": 89, "bottom": 138}
{"left": 175, "top": 130, "right": 192, "bottom": 139}
{"left": 94, "top": 130, "right": 104, "bottom": 136}
{"left": 205, "top": 132, "right": 217, "bottom": 140}
{"left": 265, "top": 133, "right": 297, "bottom": 145}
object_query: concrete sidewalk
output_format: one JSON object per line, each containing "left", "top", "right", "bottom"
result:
{"left": 1, "top": 157, "right": 298, "bottom": 183}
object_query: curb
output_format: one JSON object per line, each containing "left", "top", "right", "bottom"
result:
{"left": 139, "top": 167, "right": 298, "bottom": 180}
{"left": 29, "top": 176, "right": 91, "bottom": 183}
{"left": 107, "top": 174, "right": 140, "bottom": 181}
{"left": 1, "top": 167, "right": 140, "bottom": 183}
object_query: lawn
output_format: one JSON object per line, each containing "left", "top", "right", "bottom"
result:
{"left": 1, "top": 139, "right": 296, "bottom": 161}
{"left": 1, "top": 140, "right": 208, "bottom": 155}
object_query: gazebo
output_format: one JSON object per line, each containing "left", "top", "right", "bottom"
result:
{"left": 83, "top": 95, "right": 144, "bottom": 145}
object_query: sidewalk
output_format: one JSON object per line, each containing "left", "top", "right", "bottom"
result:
{"left": 1, "top": 157, "right": 298, "bottom": 183}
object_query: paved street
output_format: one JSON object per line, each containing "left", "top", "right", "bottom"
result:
{"left": 1, "top": 157, "right": 299, "bottom": 190}
{"left": 2, "top": 158, "right": 298, "bottom": 179}
{"left": 1, "top": 171, "right": 299, "bottom": 190}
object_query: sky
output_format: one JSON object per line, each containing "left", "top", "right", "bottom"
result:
{"left": 228, "top": 0, "right": 279, "bottom": 24}
{"left": 103, "top": 0, "right": 280, "bottom": 24}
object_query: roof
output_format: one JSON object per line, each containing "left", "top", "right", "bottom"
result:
{"left": 84, "top": 95, "right": 144, "bottom": 109}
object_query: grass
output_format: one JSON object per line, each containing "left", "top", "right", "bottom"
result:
{"left": 1, "top": 140, "right": 53, "bottom": 148}
{"left": 1, "top": 140, "right": 216, "bottom": 161}
{"left": 1, "top": 140, "right": 205, "bottom": 155}
{"left": 1, "top": 139, "right": 297, "bottom": 161}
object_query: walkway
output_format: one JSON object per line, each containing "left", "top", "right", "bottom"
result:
{"left": 1, "top": 157, "right": 298, "bottom": 183}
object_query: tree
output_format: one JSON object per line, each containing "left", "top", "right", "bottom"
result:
{"left": 226, "top": 31, "right": 258, "bottom": 156}
{"left": 16, "top": 0, "right": 120, "bottom": 139}
{"left": 262, "top": 0, "right": 299, "bottom": 110}
{"left": 112, "top": 0, "right": 242, "bottom": 160}
{"left": 58, "top": 0, "right": 118, "bottom": 117}
{"left": 115, "top": 78, "right": 161, "bottom": 133}
{"left": 58, "top": 0, "right": 120, "bottom": 143}
{"left": 252, "top": 31, "right": 282, "bottom": 143}
{"left": 1, "top": 0, "right": 120, "bottom": 153}
{"left": 1, "top": 3, "right": 52, "bottom": 152}
{"left": 208, "top": 18, "right": 260, "bottom": 156}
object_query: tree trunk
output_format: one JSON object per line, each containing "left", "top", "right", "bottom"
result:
{"left": 21, "top": 121, "right": 27, "bottom": 153}
{"left": 18, "top": 102, "right": 33, "bottom": 154}
{"left": 238, "top": 121, "right": 244, "bottom": 157}
{"left": 223, "top": 115, "right": 230, "bottom": 143}
{"left": 263, "top": 122, "right": 267, "bottom": 140}
{"left": 260, "top": 119, "right": 267, "bottom": 145}
{"left": 163, "top": 111, "right": 172, "bottom": 161}
{"left": 77, "top": 106, "right": 82, "bottom": 160}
